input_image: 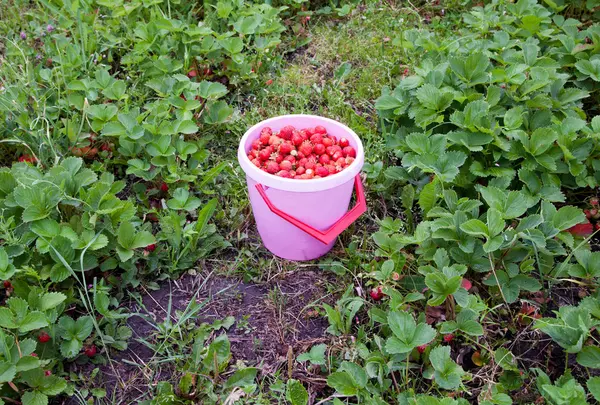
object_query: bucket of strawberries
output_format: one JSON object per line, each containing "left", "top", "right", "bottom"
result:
{"left": 238, "top": 115, "right": 366, "bottom": 260}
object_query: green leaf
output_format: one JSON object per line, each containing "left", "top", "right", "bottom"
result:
{"left": 450, "top": 52, "right": 489, "bottom": 84}
{"left": 74, "top": 316, "right": 94, "bottom": 341}
{"left": 495, "top": 347, "right": 518, "bottom": 371}
{"left": 19, "top": 312, "right": 48, "bottom": 333}
{"left": 21, "top": 391, "right": 48, "bottom": 405}
{"left": 297, "top": 344, "right": 327, "bottom": 366}
{"left": 375, "top": 95, "right": 403, "bottom": 110}
{"left": 327, "top": 372, "right": 358, "bottom": 396}
{"left": 553, "top": 206, "right": 586, "bottom": 231}
{"left": 39, "top": 292, "right": 66, "bottom": 311}
{"left": 223, "top": 367, "right": 257, "bottom": 389}
{"left": 577, "top": 346, "right": 600, "bottom": 368}
{"left": 16, "top": 356, "right": 40, "bottom": 372}
{"left": 460, "top": 219, "right": 488, "bottom": 237}
{"left": 419, "top": 179, "right": 439, "bottom": 214}
{"left": 0, "top": 308, "right": 17, "bottom": 329}
{"left": 204, "top": 101, "right": 233, "bottom": 124}
{"left": 167, "top": 188, "right": 202, "bottom": 211}
{"left": 528, "top": 128, "right": 557, "bottom": 156}
{"left": 39, "top": 375, "right": 67, "bottom": 396}
{"left": 198, "top": 81, "right": 228, "bottom": 100}
{"left": 587, "top": 377, "right": 600, "bottom": 401}
{"left": 429, "top": 346, "right": 464, "bottom": 390}
{"left": 575, "top": 59, "right": 600, "bottom": 81}
{"left": 386, "top": 311, "right": 435, "bottom": 353}
{"left": 176, "top": 120, "right": 199, "bottom": 135}
{"left": 118, "top": 222, "right": 155, "bottom": 250}
{"left": 286, "top": 379, "right": 309, "bottom": 405}
{"left": 60, "top": 339, "right": 82, "bottom": 359}
{"left": 416, "top": 84, "right": 454, "bottom": 112}
{"left": 0, "top": 361, "right": 17, "bottom": 383}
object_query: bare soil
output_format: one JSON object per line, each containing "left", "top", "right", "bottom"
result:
{"left": 65, "top": 266, "right": 337, "bottom": 404}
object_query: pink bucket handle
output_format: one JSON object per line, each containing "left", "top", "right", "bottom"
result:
{"left": 255, "top": 175, "right": 367, "bottom": 245}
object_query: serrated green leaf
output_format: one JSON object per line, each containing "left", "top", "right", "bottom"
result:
{"left": 553, "top": 206, "right": 586, "bottom": 231}
{"left": 39, "top": 292, "right": 67, "bottom": 311}
{"left": 21, "top": 391, "right": 48, "bottom": 405}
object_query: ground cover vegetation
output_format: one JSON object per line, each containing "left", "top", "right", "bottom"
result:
{"left": 0, "top": 0, "right": 599, "bottom": 404}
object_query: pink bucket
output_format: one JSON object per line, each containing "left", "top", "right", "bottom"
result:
{"left": 237, "top": 115, "right": 366, "bottom": 261}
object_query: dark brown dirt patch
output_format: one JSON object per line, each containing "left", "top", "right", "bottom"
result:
{"left": 66, "top": 266, "right": 337, "bottom": 404}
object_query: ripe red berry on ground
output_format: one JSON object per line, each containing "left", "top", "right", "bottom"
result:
{"left": 248, "top": 125, "right": 357, "bottom": 180}
{"left": 38, "top": 332, "right": 51, "bottom": 343}
{"left": 84, "top": 345, "right": 97, "bottom": 357}
{"left": 3, "top": 280, "right": 11, "bottom": 289}
{"left": 369, "top": 286, "right": 384, "bottom": 301}
{"left": 443, "top": 334, "right": 454, "bottom": 343}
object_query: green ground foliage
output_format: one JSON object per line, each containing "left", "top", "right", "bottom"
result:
{"left": 0, "top": 0, "right": 599, "bottom": 404}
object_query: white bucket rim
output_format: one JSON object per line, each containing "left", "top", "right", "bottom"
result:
{"left": 238, "top": 114, "right": 364, "bottom": 192}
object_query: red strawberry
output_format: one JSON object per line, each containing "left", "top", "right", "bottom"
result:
{"left": 279, "top": 160, "right": 292, "bottom": 171}
{"left": 292, "top": 133, "right": 304, "bottom": 146}
{"left": 343, "top": 146, "right": 356, "bottom": 158}
{"left": 567, "top": 221, "right": 594, "bottom": 236}
{"left": 417, "top": 345, "right": 427, "bottom": 354}
{"left": 44, "top": 370, "right": 52, "bottom": 376}
{"left": 31, "top": 353, "right": 38, "bottom": 357}
{"left": 585, "top": 209, "right": 592, "bottom": 219}
{"left": 38, "top": 332, "right": 51, "bottom": 343}
{"left": 339, "top": 137, "right": 349, "bottom": 148}
{"left": 316, "top": 166, "right": 329, "bottom": 177}
{"left": 277, "top": 170, "right": 291, "bottom": 178}
{"left": 260, "top": 131, "right": 271, "bottom": 146}
{"left": 279, "top": 126, "right": 295, "bottom": 140}
{"left": 252, "top": 139, "right": 262, "bottom": 150}
{"left": 310, "top": 133, "right": 323, "bottom": 144}
{"left": 269, "top": 135, "right": 282, "bottom": 146}
{"left": 299, "top": 141, "right": 313, "bottom": 156}
{"left": 84, "top": 345, "right": 97, "bottom": 357}
{"left": 187, "top": 70, "right": 197, "bottom": 78}
{"left": 322, "top": 137, "right": 333, "bottom": 147}
{"left": 336, "top": 157, "right": 346, "bottom": 167}
{"left": 369, "top": 286, "right": 384, "bottom": 301}
{"left": 266, "top": 79, "right": 273, "bottom": 85}
{"left": 258, "top": 149, "right": 271, "bottom": 161}
{"left": 314, "top": 125, "right": 327, "bottom": 134}
{"left": 319, "top": 154, "right": 330, "bottom": 165}
{"left": 590, "top": 208, "right": 598, "bottom": 218}
{"left": 266, "top": 161, "right": 279, "bottom": 174}
{"left": 284, "top": 155, "right": 296, "bottom": 164}
{"left": 461, "top": 278, "right": 472, "bottom": 291}
{"left": 314, "top": 143, "right": 326, "bottom": 155}
{"left": 443, "top": 334, "right": 454, "bottom": 343}
{"left": 3, "top": 280, "right": 11, "bottom": 289}
{"left": 18, "top": 154, "right": 37, "bottom": 163}
{"left": 279, "top": 142, "right": 293, "bottom": 155}
{"left": 305, "top": 161, "right": 316, "bottom": 170}
{"left": 332, "top": 151, "right": 343, "bottom": 161}
{"left": 591, "top": 197, "right": 599, "bottom": 206}
{"left": 145, "top": 244, "right": 156, "bottom": 252}
{"left": 296, "top": 166, "right": 306, "bottom": 175}
{"left": 160, "top": 183, "right": 169, "bottom": 193}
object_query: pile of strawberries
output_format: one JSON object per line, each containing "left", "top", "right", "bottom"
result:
{"left": 247, "top": 125, "right": 357, "bottom": 179}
